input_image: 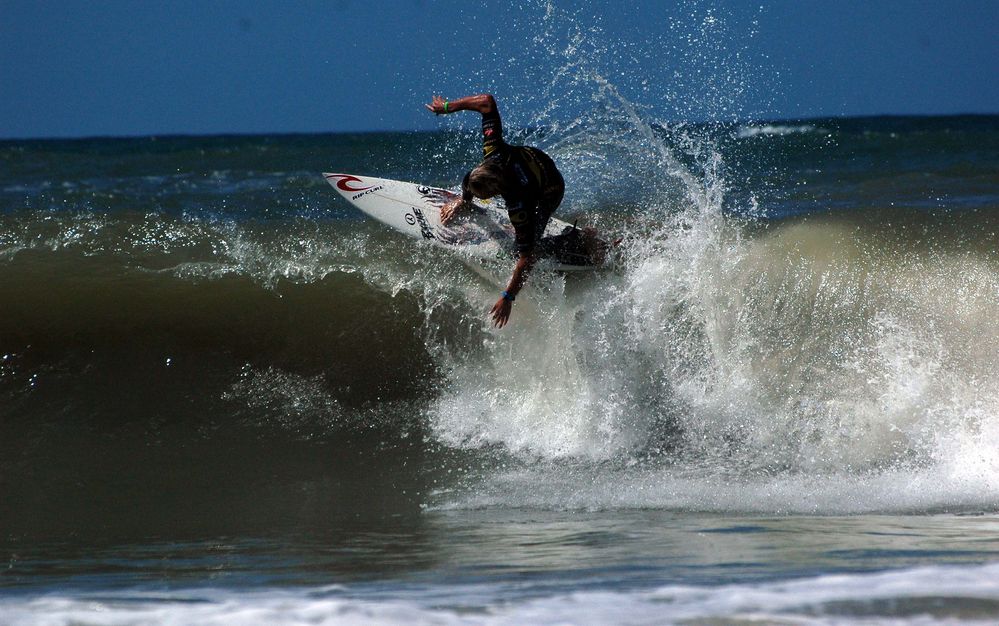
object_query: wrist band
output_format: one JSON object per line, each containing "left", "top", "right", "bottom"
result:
{"left": 502, "top": 291, "right": 515, "bottom": 302}
{"left": 443, "top": 101, "right": 449, "bottom": 113}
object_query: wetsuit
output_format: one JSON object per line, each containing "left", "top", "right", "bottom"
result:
{"left": 461, "top": 108, "right": 565, "bottom": 256}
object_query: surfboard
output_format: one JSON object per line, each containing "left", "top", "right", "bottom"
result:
{"left": 323, "top": 173, "right": 603, "bottom": 271}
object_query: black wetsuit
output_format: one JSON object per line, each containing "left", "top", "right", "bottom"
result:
{"left": 461, "top": 108, "right": 565, "bottom": 256}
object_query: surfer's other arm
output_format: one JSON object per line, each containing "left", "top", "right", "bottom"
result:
{"left": 425, "top": 94, "right": 497, "bottom": 116}
{"left": 490, "top": 253, "right": 535, "bottom": 328}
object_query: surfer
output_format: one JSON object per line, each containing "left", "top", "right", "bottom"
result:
{"left": 426, "top": 93, "right": 572, "bottom": 328}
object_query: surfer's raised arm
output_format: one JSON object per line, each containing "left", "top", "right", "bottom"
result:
{"left": 425, "top": 94, "right": 498, "bottom": 117}
{"left": 430, "top": 94, "right": 504, "bottom": 227}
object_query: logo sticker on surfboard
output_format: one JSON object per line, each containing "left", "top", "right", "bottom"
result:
{"left": 326, "top": 174, "right": 373, "bottom": 193}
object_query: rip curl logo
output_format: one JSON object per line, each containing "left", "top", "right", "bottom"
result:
{"left": 327, "top": 174, "right": 373, "bottom": 193}
{"left": 351, "top": 185, "right": 382, "bottom": 200}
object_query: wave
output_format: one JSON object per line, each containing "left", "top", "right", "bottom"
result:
{"left": 736, "top": 123, "right": 823, "bottom": 138}
{"left": 4, "top": 145, "right": 999, "bottom": 517}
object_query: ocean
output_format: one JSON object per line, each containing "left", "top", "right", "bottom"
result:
{"left": 2, "top": 112, "right": 999, "bottom": 624}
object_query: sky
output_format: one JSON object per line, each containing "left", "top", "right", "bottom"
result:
{"left": 1, "top": 0, "right": 997, "bottom": 138}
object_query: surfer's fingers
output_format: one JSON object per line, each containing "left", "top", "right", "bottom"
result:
{"left": 489, "top": 300, "right": 510, "bottom": 328}
{"left": 427, "top": 98, "right": 446, "bottom": 115}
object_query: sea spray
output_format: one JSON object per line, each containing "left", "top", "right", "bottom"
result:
{"left": 411, "top": 3, "right": 999, "bottom": 514}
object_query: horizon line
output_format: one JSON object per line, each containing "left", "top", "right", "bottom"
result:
{"left": 2, "top": 111, "right": 997, "bottom": 143}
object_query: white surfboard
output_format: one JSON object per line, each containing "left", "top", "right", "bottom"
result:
{"left": 323, "top": 173, "right": 602, "bottom": 271}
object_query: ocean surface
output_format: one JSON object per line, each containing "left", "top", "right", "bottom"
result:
{"left": 2, "top": 110, "right": 999, "bottom": 625}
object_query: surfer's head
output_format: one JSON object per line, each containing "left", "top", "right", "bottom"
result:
{"left": 466, "top": 161, "right": 505, "bottom": 198}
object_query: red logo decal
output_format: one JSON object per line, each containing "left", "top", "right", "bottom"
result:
{"left": 328, "top": 174, "right": 373, "bottom": 193}
{"left": 484, "top": 129, "right": 494, "bottom": 137}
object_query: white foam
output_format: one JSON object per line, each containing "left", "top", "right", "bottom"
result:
{"left": 441, "top": 461, "right": 999, "bottom": 514}
{"left": 429, "top": 218, "right": 999, "bottom": 513}
{"left": 4, "top": 563, "right": 999, "bottom": 625}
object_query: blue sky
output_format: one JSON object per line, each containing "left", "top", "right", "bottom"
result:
{"left": 2, "top": 0, "right": 997, "bottom": 138}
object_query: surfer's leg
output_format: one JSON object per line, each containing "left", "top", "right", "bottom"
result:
{"left": 541, "top": 181, "right": 565, "bottom": 216}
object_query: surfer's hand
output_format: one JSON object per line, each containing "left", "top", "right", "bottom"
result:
{"left": 440, "top": 198, "right": 465, "bottom": 225}
{"left": 490, "top": 297, "right": 512, "bottom": 328}
{"left": 425, "top": 95, "right": 448, "bottom": 115}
